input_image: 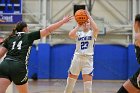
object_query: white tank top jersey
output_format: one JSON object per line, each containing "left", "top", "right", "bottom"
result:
{"left": 75, "top": 30, "right": 96, "bottom": 55}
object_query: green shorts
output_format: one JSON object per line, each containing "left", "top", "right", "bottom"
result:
{"left": 130, "top": 68, "right": 140, "bottom": 89}
{"left": 0, "top": 59, "right": 28, "bottom": 85}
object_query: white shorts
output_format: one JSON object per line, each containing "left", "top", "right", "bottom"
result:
{"left": 69, "top": 54, "right": 94, "bottom": 76}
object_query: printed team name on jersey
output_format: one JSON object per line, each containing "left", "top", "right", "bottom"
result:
{"left": 78, "top": 36, "right": 92, "bottom": 41}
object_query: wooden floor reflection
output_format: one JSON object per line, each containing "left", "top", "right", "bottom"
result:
{"left": 13, "top": 79, "right": 124, "bottom": 93}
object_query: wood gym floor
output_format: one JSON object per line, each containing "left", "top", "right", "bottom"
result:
{"left": 11, "top": 79, "right": 124, "bottom": 93}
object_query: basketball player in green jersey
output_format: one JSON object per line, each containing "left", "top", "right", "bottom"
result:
{"left": 117, "top": 14, "right": 140, "bottom": 93}
{"left": 0, "top": 16, "right": 72, "bottom": 93}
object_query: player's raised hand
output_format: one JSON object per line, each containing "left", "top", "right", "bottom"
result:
{"left": 62, "top": 15, "right": 73, "bottom": 23}
{"left": 84, "top": 10, "right": 91, "bottom": 18}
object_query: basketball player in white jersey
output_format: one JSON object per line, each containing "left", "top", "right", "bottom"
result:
{"left": 64, "top": 10, "right": 99, "bottom": 93}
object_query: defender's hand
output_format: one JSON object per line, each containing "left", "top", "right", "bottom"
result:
{"left": 62, "top": 16, "right": 73, "bottom": 23}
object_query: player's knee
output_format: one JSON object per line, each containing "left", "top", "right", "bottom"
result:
{"left": 82, "top": 74, "right": 92, "bottom": 82}
{"left": 68, "top": 72, "right": 78, "bottom": 79}
{"left": 64, "top": 77, "right": 77, "bottom": 93}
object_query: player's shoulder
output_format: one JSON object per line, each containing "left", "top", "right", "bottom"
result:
{"left": 16, "top": 32, "right": 26, "bottom": 36}
{"left": 14, "top": 32, "right": 28, "bottom": 40}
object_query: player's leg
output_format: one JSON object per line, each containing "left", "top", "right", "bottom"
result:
{"left": 122, "top": 79, "right": 140, "bottom": 93}
{"left": 16, "top": 82, "right": 29, "bottom": 93}
{"left": 82, "top": 74, "right": 92, "bottom": 93}
{"left": 64, "top": 73, "right": 78, "bottom": 93}
{"left": 0, "top": 78, "right": 11, "bottom": 93}
{"left": 0, "top": 60, "right": 12, "bottom": 93}
{"left": 82, "top": 55, "right": 93, "bottom": 93}
{"left": 117, "top": 85, "right": 128, "bottom": 93}
{"left": 14, "top": 71, "right": 29, "bottom": 93}
{"left": 117, "top": 79, "right": 140, "bottom": 93}
{"left": 64, "top": 55, "right": 80, "bottom": 93}
{"left": 117, "top": 68, "right": 140, "bottom": 93}
{"left": 11, "top": 61, "right": 29, "bottom": 93}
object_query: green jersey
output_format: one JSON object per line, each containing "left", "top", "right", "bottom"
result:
{"left": 2, "top": 31, "right": 40, "bottom": 64}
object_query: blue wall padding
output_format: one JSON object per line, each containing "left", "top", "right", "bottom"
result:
{"left": 128, "top": 44, "right": 139, "bottom": 78}
{"left": 50, "top": 44, "right": 75, "bottom": 79}
{"left": 38, "top": 44, "right": 50, "bottom": 79}
{"left": 94, "top": 45, "right": 128, "bottom": 80}
{"left": 28, "top": 45, "right": 38, "bottom": 78}
{"left": 28, "top": 44, "right": 140, "bottom": 80}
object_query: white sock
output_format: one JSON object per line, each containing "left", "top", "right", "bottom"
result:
{"left": 84, "top": 81, "right": 92, "bottom": 93}
{"left": 64, "top": 77, "right": 77, "bottom": 93}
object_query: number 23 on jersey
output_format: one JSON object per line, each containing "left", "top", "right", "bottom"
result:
{"left": 81, "top": 41, "right": 89, "bottom": 50}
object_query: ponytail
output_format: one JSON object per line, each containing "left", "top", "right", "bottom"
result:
{"left": 0, "top": 21, "right": 27, "bottom": 46}
{"left": 0, "top": 28, "right": 17, "bottom": 45}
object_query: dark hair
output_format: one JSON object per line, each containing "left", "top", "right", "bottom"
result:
{"left": 135, "top": 14, "right": 140, "bottom": 22}
{"left": 15, "top": 21, "right": 27, "bottom": 32}
{"left": 0, "top": 21, "right": 27, "bottom": 45}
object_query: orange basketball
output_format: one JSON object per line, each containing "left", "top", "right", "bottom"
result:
{"left": 74, "top": 9, "right": 88, "bottom": 25}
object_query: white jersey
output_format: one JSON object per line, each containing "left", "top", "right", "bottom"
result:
{"left": 75, "top": 30, "right": 95, "bottom": 55}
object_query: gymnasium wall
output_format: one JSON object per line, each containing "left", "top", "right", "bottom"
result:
{"left": 28, "top": 44, "right": 139, "bottom": 80}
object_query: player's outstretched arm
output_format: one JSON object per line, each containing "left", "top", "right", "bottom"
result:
{"left": 69, "top": 24, "right": 80, "bottom": 39}
{"left": 40, "top": 16, "right": 72, "bottom": 38}
{"left": 85, "top": 10, "right": 99, "bottom": 39}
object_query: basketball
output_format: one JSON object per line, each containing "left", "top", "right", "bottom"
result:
{"left": 74, "top": 9, "right": 88, "bottom": 25}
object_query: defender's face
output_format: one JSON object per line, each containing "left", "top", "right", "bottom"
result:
{"left": 23, "top": 27, "right": 29, "bottom": 32}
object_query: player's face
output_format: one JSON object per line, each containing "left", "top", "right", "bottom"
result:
{"left": 82, "top": 21, "right": 90, "bottom": 31}
{"left": 134, "top": 21, "right": 140, "bottom": 32}
{"left": 23, "top": 27, "right": 29, "bottom": 32}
